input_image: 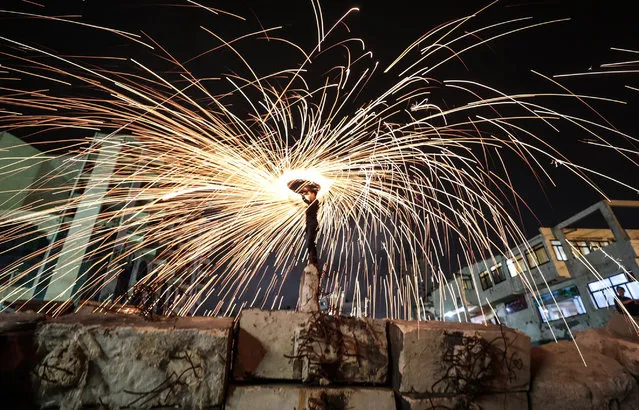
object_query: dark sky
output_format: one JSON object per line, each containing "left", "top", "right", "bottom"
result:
{"left": 1, "top": 0, "right": 637, "bottom": 234}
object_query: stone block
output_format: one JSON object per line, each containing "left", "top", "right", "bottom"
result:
{"left": 233, "top": 309, "right": 388, "bottom": 384}
{"left": 397, "top": 392, "right": 528, "bottom": 410}
{"left": 298, "top": 264, "right": 320, "bottom": 313}
{"left": 530, "top": 340, "right": 639, "bottom": 410}
{"left": 389, "top": 320, "right": 530, "bottom": 394}
{"left": 233, "top": 309, "right": 308, "bottom": 381}
{"left": 225, "top": 385, "right": 395, "bottom": 410}
{"left": 32, "top": 313, "right": 233, "bottom": 409}
{"left": 297, "top": 315, "right": 388, "bottom": 384}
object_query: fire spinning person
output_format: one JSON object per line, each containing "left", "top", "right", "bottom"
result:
{"left": 287, "top": 179, "right": 322, "bottom": 312}
{"left": 301, "top": 184, "right": 320, "bottom": 267}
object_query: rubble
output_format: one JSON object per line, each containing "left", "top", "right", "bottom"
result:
{"left": 575, "top": 327, "right": 639, "bottom": 378}
{"left": 529, "top": 340, "right": 639, "bottom": 410}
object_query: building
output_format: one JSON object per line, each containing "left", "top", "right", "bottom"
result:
{"left": 429, "top": 200, "right": 639, "bottom": 344}
{"left": 0, "top": 132, "right": 159, "bottom": 310}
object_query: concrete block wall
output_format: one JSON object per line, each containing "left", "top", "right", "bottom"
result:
{"left": 1, "top": 309, "right": 638, "bottom": 409}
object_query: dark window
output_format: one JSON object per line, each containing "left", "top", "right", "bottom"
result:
{"left": 505, "top": 296, "right": 528, "bottom": 313}
{"left": 479, "top": 270, "right": 492, "bottom": 290}
{"left": 462, "top": 276, "right": 473, "bottom": 291}
{"left": 491, "top": 263, "right": 506, "bottom": 284}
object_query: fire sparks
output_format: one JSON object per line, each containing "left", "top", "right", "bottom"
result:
{"left": 0, "top": 2, "right": 636, "bottom": 322}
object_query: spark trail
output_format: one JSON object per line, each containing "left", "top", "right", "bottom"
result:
{"left": 0, "top": 1, "right": 636, "bottom": 321}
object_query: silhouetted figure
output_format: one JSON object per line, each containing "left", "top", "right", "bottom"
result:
{"left": 615, "top": 286, "right": 639, "bottom": 316}
{"left": 287, "top": 179, "right": 322, "bottom": 312}
{"left": 301, "top": 186, "right": 320, "bottom": 266}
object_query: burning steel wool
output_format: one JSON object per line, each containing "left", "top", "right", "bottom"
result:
{"left": 0, "top": 0, "right": 636, "bottom": 332}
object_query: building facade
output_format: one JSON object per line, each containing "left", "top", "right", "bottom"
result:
{"left": 430, "top": 200, "right": 639, "bottom": 344}
{"left": 0, "top": 132, "right": 158, "bottom": 310}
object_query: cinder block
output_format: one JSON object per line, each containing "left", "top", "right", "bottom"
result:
{"left": 32, "top": 313, "right": 233, "bottom": 409}
{"left": 389, "top": 320, "right": 530, "bottom": 394}
{"left": 298, "top": 315, "right": 388, "bottom": 384}
{"left": 398, "top": 392, "right": 528, "bottom": 410}
{"left": 233, "top": 309, "right": 308, "bottom": 381}
{"left": 234, "top": 309, "right": 388, "bottom": 385}
{"left": 226, "top": 385, "right": 396, "bottom": 410}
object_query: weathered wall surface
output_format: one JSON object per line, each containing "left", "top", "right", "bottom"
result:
{"left": 1, "top": 309, "right": 639, "bottom": 409}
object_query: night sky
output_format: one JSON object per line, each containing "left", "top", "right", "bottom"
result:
{"left": 1, "top": 1, "right": 637, "bottom": 239}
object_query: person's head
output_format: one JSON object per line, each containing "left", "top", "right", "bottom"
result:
{"left": 303, "top": 187, "right": 318, "bottom": 201}
{"left": 617, "top": 286, "right": 626, "bottom": 296}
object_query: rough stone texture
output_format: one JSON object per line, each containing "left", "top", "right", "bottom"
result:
{"left": 389, "top": 320, "right": 530, "bottom": 394}
{"left": 234, "top": 309, "right": 388, "bottom": 385}
{"left": 530, "top": 340, "right": 639, "bottom": 410}
{"left": 233, "top": 309, "right": 308, "bottom": 381}
{"left": 576, "top": 328, "right": 639, "bottom": 379}
{"left": 32, "top": 313, "right": 233, "bottom": 409}
{"left": 297, "top": 315, "right": 388, "bottom": 385}
{"left": 398, "top": 392, "right": 528, "bottom": 410}
{"left": 298, "top": 264, "right": 320, "bottom": 313}
{"left": 605, "top": 313, "right": 639, "bottom": 343}
{"left": 225, "top": 385, "right": 396, "bottom": 410}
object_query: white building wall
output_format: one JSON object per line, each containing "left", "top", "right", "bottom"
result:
{"left": 429, "top": 201, "right": 639, "bottom": 344}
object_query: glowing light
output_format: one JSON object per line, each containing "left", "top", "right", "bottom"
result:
{"left": 278, "top": 169, "right": 333, "bottom": 200}
{"left": 0, "top": 2, "right": 635, "bottom": 324}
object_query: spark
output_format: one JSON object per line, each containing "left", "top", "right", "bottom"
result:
{"left": 0, "top": 1, "right": 636, "bottom": 326}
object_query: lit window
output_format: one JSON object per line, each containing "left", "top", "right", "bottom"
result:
{"left": 587, "top": 272, "right": 638, "bottom": 309}
{"left": 479, "top": 271, "right": 492, "bottom": 290}
{"left": 507, "top": 255, "right": 526, "bottom": 276}
{"left": 589, "top": 240, "right": 612, "bottom": 252}
{"left": 506, "top": 259, "right": 518, "bottom": 277}
{"left": 534, "top": 245, "right": 549, "bottom": 265}
{"left": 515, "top": 255, "right": 526, "bottom": 274}
{"left": 550, "top": 240, "right": 568, "bottom": 261}
{"left": 535, "top": 285, "right": 586, "bottom": 322}
{"left": 526, "top": 251, "right": 537, "bottom": 269}
{"left": 569, "top": 239, "right": 613, "bottom": 256}
{"left": 577, "top": 241, "right": 590, "bottom": 255}
{"left": 527, "top": 245, "right": 549, "bottom": 267}
{"left": 462, "top": 276, "right": 473, "bottom": 291}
